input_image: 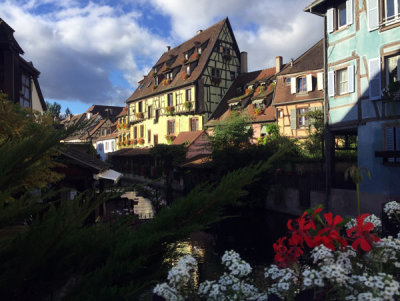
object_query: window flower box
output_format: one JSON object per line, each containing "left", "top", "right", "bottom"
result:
{"left": 244, "top": 88, "right": 254, "bottom": 96}
{"left": 162, "top": 78, "right": 171, "bottom": 86}
{"left": 136, "top": 112, "right": 144, "bottom": 119}
{"left": 253, "top": 107, "right": 263, "bottom": 116}
{"left": 165, "top": 134, "right": 176, "bottom": 144}
{"left": 166, "top": 105, "right": 175, "bottom": 116}
{"left": 254, "top": 86, "right": 265, "bottom": 95}
{"left": 184, "top": 101, "right": 193, "bottom": 111}
{"left": 138, "top": 137, "right": 145, "bottom": 145}
{"left": 132, "top": 139, "right": 138, "bottom": 145}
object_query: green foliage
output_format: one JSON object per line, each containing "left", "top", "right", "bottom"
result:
{"left": 150, "top": 144, "right": 187, "bottom": 168}
{"left": 210, "top": 112, "right": 253, "bottom": 152}
{"left": 345, "top": 165, "right": 371, "bottom": 215}
{"left": 303, "top": 109, "right": 324, "bottom": 158}
{"left": 45, "top": 101, "right": 62, "bottom": 120}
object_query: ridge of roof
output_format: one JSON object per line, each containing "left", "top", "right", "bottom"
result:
{"left": 277, "top": 39, "right": 323, "bottom": 76}
{"left": 126, "top": 18, "right": 229, "bottom": 102}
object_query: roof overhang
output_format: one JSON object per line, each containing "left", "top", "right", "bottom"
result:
{"left": 304, "top": 0, "right": 328, "bottom": 16}
{"left": 93, "top": 169, "right": 123, "bottom": 184}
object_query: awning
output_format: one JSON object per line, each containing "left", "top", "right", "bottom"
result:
{"left": 260, "top": 125, "right": 268, "bottom": 135}
{"left": 252, "top": 99, "right": 264, "bottom": 105}
{"left": 93, "top": 169, "right": 123, "bottom": 184}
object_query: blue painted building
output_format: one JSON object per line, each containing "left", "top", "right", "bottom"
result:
{"left": 305, "top": 0, "right": 400, "bottom": 212}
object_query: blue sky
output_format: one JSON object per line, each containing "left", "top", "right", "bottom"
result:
{"left": 0, "top": 0, "right": 323, "bottom": 114}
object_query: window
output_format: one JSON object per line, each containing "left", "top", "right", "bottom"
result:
{"left": 328, "top": 65, "right": 355, "bottom": 97}
{"left": 286, "top": 78, "right": 291, "bottom": 86}
{"left": 148, "top": 105, "right": 152, "bottom": 119}
{"left": 384, "top": 125, "right": 400, "bottom": 162}
{"left": 211, "top": 68, "right": 220, "bottom": 77}
{"left": 384, "top": 0, "right": 400, "bottom": 24}
{"left": 134, "top": 126, "right": 137, "bottom": 139}
{"left": 186, "top": 65, "right": 191, "bottom": 75}
{"left": 198, "top": 47, "right": 202, "bottom": 54}
{"left": 297, "top": 77, "right": 307, "bottom": 93}
{"left": 327, "top": 0, "right": 353, "bottom": 33}
{"left": 167, "top": 120, "right": 175, "bottom": 135}
{"left": 166, "top": 72, "right": 173, "bottom": 80}
{"left": 337, "top": 68, "right": 349, "bottom": 94}
{"left": 155, "top": 76, "right": 159, "bottom": 86}
{"left": 20, "top": 73, "right": 31, "bottom": 108}
{"left": 279, "top": 110, "right": 284, "bottom": 118}
{"left": 186, "top": 89, "right": 192, "bottom": 101}
{"left": 138, "top": 84, "right": 143, "bottom": 90}
{"left": 230, "top": 71, "right": 236, "bottom": 80}
{"left": 154, "top": 134, "right": 158, "bottom": 145}
{"left": 146, "top": 81, "right": 152, "bottom": 88}
{"left": 338, "top": 2, "right": 347, "bottom": 28}
{"left": 385, "top": 53, "right": 400, "bottom": 86}
{"left": 298, "top": 108, "right": 309, "bottom": 127}
{"left": 140, "top": 125, "right": 144, "bottom": 138}
{"left": 190, "top": 118, "right": 199, "bottom": 131}
{"left": 167, "top": 93, "right": 173, "bottom": 106}
{"left": 184, "top": 53, "right": 189, "bottom": 60}
{"left": 148, "top": 130, "right": 151, "bottom": 143}
{"left": 138, "top": 101, "right": 143, "bottom": 113}
{"left": 155, "top": 109, "right": 160, "bottom": 121}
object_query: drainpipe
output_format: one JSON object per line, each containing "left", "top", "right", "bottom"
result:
{"left": 323, "top": 13, "right": 331, "bottom": 212}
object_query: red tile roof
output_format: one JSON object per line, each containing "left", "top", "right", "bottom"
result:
{"left": 126, "top": 18, "right": 235, "bottom": 103}
{"left": 171, "top": 130, "right": 205, "bottom": 147}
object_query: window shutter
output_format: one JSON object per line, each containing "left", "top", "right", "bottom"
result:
{"left": 385, "top": 127, "right": 395, "bottom": 162}
{"left": 327, "top": 8, "right": 334, "bottom": 33}
{"left": 397, "top": 58, "right": 400, "bottom": 81}
{"left": 396, "top": 126, "right": 400, "bottom": 162}
{"left": 307, "top": 74, "right": 313, "bottom": 92}
{"left": 346, "top": 0, "right": 353, "bottom": 25}
{"left": 290, "top": 109, "right": 297, "bottom": 130}
{"left": 347, "top": 65, "right": 355, "bottom": 93}
{"left": 309, "top": 107, "right": 316, "bottom": 128}
{"left": 291, "top": 77, "right": 296, "bottom": 94}
{"left": 367, "top": 0, "right": 379, "bottom": 31}
{"left": 368, "top": 58, "right": 381, "bottom": 100}
{"left": 317, "top": 72, "right": 324, "bottom": 90}
{"left": 328, "top": 71, "right": 335, "bottom": 97}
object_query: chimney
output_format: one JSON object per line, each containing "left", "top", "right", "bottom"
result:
{"left": 240, "top": 51, "right": 248, "bottom": 73}
{"left": 196, "top": 29, "right": 203, "bottom": 34}
{"left": 275, "top": 56, "right": 283, "bottom": 74}
{"left": 166, "top": 45, "right": 171, "bottom": 52}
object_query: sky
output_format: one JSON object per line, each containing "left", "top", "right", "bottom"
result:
{"left": 0, "top": 0, "right": 323, "bottom": 114}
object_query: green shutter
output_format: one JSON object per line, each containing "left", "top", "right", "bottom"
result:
{"left": 290, "top": 109, "right": 297, "bottom": 130}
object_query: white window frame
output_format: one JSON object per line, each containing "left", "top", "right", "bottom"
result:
{"left": 297, "top": 108, "right": 309, "bottom": 127}
{"left": 384, "top": 0, "right": 400, "bottom": 25}
{"left": 338, "top": 2, "right": 348, "bottom": 29}
{"left": 337, "top": 68, "right": 349, "bottom": 95}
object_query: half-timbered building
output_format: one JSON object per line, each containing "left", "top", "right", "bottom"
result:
{"left": 125, "top": 18, "right": 243, "bottom": 146}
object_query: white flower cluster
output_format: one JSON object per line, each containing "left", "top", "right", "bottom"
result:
{"left": 302, "top": 269, "right": 324, "bottom": 288}
{"left": 369, "top": 236, "right": 400, "bottom": 266}
{"left": 346, "top": 273, "right": 400, "bottom": 300}
{"left": 345, "top": 214, "right": 382, "bottom": 231}
{"left": 153, "top": 255, "right": 197, "bottom": 300}
{"left": 310, "top": 244, "right": 334, "bottom": 265}
{"left": 384, "top": 201, "right": 400, "bottom": 219}
{"left": 199, "top": 250, "right": 267, "bottom": 301}
{"left": 264, "top": 265, "right": 298, "bottom": 298}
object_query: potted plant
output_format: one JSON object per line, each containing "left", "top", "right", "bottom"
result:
{"left": 253, "top": 107, "right": 263, "bottom": 116}
{"left": 244, "top": 88, "right": 253, "bottom": 96}
{"left": 254, "top": 85, "right": 265, "bottom": 95}
{"left": 165, "top": 134, "right": 176, "bottom": 144}
{"left": 162, "top": 78, "right": 171, "bottom": 86}
{"left": 136, "top": 112, "right": 144, "bottom": 119}
{"left": 184, "top": 101, "right": 192, "bottom": 111}
{"left": 133, "top": 138, "right": 138, "bottom": 146}
{"left": 166, "top": 105, "right": 175, "bottom": 116}
{"left": 138, "top": 137, "right": 145, "bottom": 145}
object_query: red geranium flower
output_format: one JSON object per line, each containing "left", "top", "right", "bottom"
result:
{"left": 316, "top": 213, "right": 347, "bottom": 251}
{"left": 287, "top": 213, "right": 316, "bottom": 248}
{"left": 347, "top": 214, "right": 380, "bottom": 252}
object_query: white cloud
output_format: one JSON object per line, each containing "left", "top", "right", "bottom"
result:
{"left": 149, "top": 0, "right": 323, "bottom": 70}
{"left": 0, "top": 0, "right": 167, "bottom": 105}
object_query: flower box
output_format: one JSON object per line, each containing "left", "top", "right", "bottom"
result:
{"left": 162, "top": 78, "right": 171, "bottom": 86}
{"left": 165, "top": 134, "right": 176, "bottom": 144}
{"left": 138, "top": 137, "right": 145, "bottom": 145}
{"left": 132, "top": 139, "right": 138, "bottom": 145}
{"left": 136, "top": 112, "right": 144, "bottom": 119}
{"left": 166, "top": 105, "right": 175, "bottom": 116}
{"left": 253, "top": 107, "right": 263, "bottom": 116}
{"left": 184, "top": 101, "right": 192, "bottom": 111}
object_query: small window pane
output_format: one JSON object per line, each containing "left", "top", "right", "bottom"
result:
{"left": 338, "top": 3, "right": 347, "bottom": 27}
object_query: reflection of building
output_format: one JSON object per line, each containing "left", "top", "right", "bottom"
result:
{"left": 273, "top": 40, "right": 324, "bottom": 138}
{"left": 305, "top": 0, "right": 400, "bottom": 213}
{"left": 0, "top": 18, "right": 46, "bottom": 112}
{"left": 125, "top": 18, "right": 243, "bottom": 147}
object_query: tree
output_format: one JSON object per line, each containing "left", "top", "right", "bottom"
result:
{"left": 210, "top": 112, "right": 253, "bottom": 152}
{"left": 65, "top": 107, "right": 72, "bottom": 116}
{"left": 45, "top": 101, "right": 61, "bottom": 120}
{"left": 303, "top": 109, "right": 324, "bottom": 157}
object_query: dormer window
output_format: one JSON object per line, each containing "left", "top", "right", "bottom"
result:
{"left": 138, "top": 84, "right": 143, "bottom": 90}
{"left": 147, "top": 81, "right": 152, "bottom": 88}
{"left": 166, "top": 72, "right": 173, "bottom": 80}
{"left": 186, "top": 66, "right": 191, "bottom": 75}
{"left": 154, "top": 67, "right": 158, "bottom": 73}
{"left": 184, "top": 53, "right": 189, "bottom": 60}
{"left": 155, "top": 77, "right": 159, "bottom": 86}
{"left": 198, "top": 48, "right": 202, "bottom": 54}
